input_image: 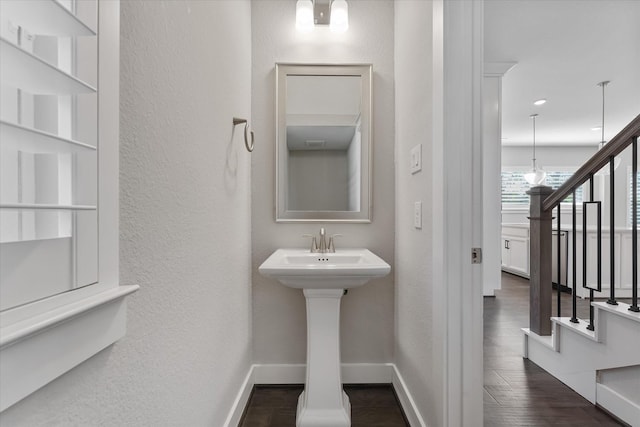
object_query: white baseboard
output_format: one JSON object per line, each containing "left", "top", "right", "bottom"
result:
{"left": 596, "top": 383, "right": 640, "bottom": 427}
{"left": 223, "top": 366, "right": 255, "bottom": 427}
{"left": 224, "top": 363, "right": 427, "bottom": 427}
{"left": 252, "top": 362, "right": 395, "bottom": 384}
{"left": 392, "top": 365, "right": 428, "bottom": 427}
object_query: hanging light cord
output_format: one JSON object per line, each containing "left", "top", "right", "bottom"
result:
{"left": 530, "top": 113, "right": 538, "bottom": 164}
{"left": 533, "top": 115, "right": 536, "bottom": 161}
{"left": 599, "top": 80, "right": 610, "bottom": 146}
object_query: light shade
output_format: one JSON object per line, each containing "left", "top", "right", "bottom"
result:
{"left": 524, "top": 160, "right": 546, "bottom": 185}
{"left": 296, "top": 0, "right": 314, "bottom": 32}
{"left": 330, "top": 0, "right": 349, "bottom": 33}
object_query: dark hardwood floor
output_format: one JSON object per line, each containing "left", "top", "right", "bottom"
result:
{"left": 484, "top": 272, "right": 627, "bottom": 426}
{"left": 240, "top": 272, "right": 626, "bottom": 427}
{"left": 239, "top": 384, "right": 409, "bottom": 427}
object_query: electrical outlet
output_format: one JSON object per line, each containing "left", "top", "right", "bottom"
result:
{"left": 414, "top": 201, "right": 422, "bottom": 229}
{"left": 410, "top": 144, "right": 422, "bottom": 174}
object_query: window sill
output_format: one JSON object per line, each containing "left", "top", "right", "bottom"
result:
{"left": 0, "top": 284, "right": 139, "bottom": 411}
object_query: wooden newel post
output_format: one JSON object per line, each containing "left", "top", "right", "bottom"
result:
{"left": 527, "top": 185, "right": 554, "bottom": 336}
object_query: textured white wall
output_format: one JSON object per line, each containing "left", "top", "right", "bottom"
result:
{"left": 0, "top": 1, "right": 253, "bottom": 425}
{"left": 251, "top": 0, "right": 395, "bottom": 364}
{"left": 394, "top": 1, "right": 444, "bottom": 425}
{"left": 483, "top": 76, "right": 503, "bottom": 296}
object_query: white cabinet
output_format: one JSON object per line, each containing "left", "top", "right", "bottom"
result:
{"left": 501, "top": 225, "right": 529, "bottom": 277}
{"left": 566, "top": 230, "right": 636, "bottom": 299}
{"left": 501, "top": 223, "right": 638, "bottom": 298}
{"left": 576, "top": 229, "right": 640, "bottom": 299}
{"left": 584, "top": 233, "right": 616, "bottom": 290}
{"left": 619, "top": 233, "right": 640, "bottom": 290}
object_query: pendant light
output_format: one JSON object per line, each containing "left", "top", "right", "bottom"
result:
{"left": 524, "top": 114, "right": 546, "bottom": 185}
{"left": 595, "top": 80, "right": 621, "bottom": 175}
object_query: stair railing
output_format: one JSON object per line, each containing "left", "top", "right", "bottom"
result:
{"left": 528, "top": 114, "right": 640, "bottom": 336}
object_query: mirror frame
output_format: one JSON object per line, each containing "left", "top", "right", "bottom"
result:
{"left": 275, "top": 63, "right": 373, "bottom": 222}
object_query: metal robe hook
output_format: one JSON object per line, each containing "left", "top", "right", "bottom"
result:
{"left": 233, "top": 117, "right": 254, "bottom": 152}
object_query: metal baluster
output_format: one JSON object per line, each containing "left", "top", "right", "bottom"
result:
{"left": 608, "top": 156, "right": 618, "bottom": 305}
{"left": 631, "top": 138, "right": 639, "bottom": 312}
{"left": 587, "top": 175, "right": 596, "bottom": 331}
{"left": 571, "top": 189, "right": 578, "bottom": 323}
{"left": 557, "top": 206, "right": 562, "bottom": 317}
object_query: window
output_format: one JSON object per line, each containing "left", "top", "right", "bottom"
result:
{"left": 501, "top": 170, "right": 583, "bottom": 208}
{"left": 0, "top": 0, "right": 98, "bottom": 311}
{"left": 0, "top": 0, "right": 137, "bottom": 412}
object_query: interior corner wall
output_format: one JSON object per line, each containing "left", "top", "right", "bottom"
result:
{"left": 394, "top": 1, "right": 444, "bottom": 425}
{"left": 483, "top": 76, "right": 503, "bottom": 296}
{"left": 0, "top": 2, "right": 253, "bottom": 426}
{"left": 251, "top": 0, "right": 395, "bottom": 365}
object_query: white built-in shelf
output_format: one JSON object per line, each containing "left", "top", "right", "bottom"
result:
{"left": 0, "top": 203, "right": 97, "bottom": 211}
{"left": 0, "top": 0, "right": 96, "bottom": 37}
{"left": 0, "top": 120, "right": 96, "bottom": 153}
{"left": 0, "top": 37, "right": 96, "bottom": 95}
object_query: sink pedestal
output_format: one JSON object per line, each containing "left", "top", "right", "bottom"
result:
{"left": 297, "top": 289, "right": 350, "bottom": 427}
{"left": 258, "top": 248, "right": 391, "bottom": 427}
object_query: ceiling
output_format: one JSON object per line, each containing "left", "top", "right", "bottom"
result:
{"left": 287, "top": 125, "right": 356, "bottom": 150}
{"left": 484, "top": 0, "right": 640, "bottom": 146}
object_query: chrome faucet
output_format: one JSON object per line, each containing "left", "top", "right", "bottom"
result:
{"left": 318, "top": 228, "right": 328, "bottom": 253}
{"left": 303, "top": 228, "right": 340, "bottom": 253}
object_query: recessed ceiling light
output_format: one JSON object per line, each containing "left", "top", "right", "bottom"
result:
{"left": 533, "top": 99, "right": 547, "bottom": 106}
{"left": 591, "top": 126, "right": 602, "bottom": 131}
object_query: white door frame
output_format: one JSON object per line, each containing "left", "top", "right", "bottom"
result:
{"left": 433, "top": 0, "right": 484, "bottom": 425}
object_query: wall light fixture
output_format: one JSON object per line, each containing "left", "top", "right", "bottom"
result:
{"left": 296, "top": 0, "right": 349, "bottom": 33}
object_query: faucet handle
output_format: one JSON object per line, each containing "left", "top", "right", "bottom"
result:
{"left": 327, "top": 234, "right": 342, "bottom": 253}
{"left": 302, "top": 234, "right": 318, "bottom": 253}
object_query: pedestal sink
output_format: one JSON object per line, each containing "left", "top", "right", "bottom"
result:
{"left": 259, "top": 248, "right": 391, "bottom": 427}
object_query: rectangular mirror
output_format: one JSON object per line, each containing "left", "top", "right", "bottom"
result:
{"left": 276, "top": 64, "right": 372, "bottom": 222}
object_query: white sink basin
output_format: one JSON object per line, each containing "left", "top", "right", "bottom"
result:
{"left": 259, "top": 248, "right": 390, "bottom": 289}
{"left": 259, "top": 248, "right": 390, "bottom": 426}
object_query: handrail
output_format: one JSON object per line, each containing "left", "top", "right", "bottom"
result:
{"left": 543, "top": 114, "right": 640, "bottom": 211}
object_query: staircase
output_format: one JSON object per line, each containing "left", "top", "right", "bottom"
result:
{"left": 525, "top": 115, "right": 640, "bottom": 426}
{"left": 523, "top": 301, "right": 640, "bottom": 425}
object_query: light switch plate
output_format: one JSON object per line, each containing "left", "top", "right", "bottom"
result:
{"left": 414, "top": 201, "right": 422, "bottom": 229}
{"left": 410, "top": 144, "right": 422, "bottom": 174}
